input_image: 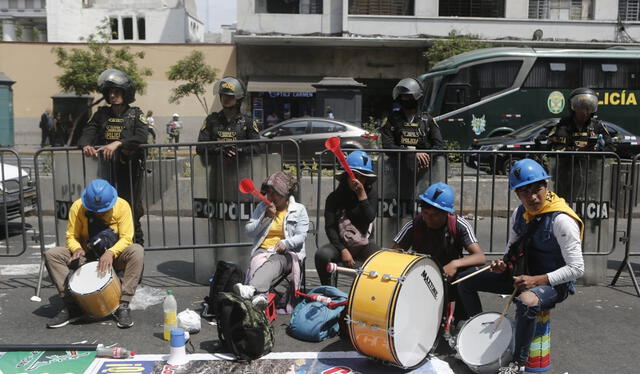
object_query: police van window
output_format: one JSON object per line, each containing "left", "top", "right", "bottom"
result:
{"left": 441, "top": 60, "right": 521, "bottom": 113}
{"left": 582, "top": 60, "right": 639, "bottom": 89}
{"left": 276, "top": 121, "right": 308, "bottom": 136}
{"left": 523, "top": 58, "right": 580, "bottom": 88}
{"left": 310, "top": 121, "right": 345, "bottom": 134}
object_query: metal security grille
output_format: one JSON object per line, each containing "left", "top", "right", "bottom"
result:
{"left": 348, "top": 0, "right": 415, "bottom": 15}
{"left": 438, "top": 0, "right": 505, "bottom": 18}
{"left": 529, "top": 0, "right": 550, "bottom": 19}
{"left": 620, "top": 0, "right": 640, "bottom": 21}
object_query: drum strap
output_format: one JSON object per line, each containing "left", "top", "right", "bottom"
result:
{"left": 503, "top": 215, "right": 546, "bottom": 277}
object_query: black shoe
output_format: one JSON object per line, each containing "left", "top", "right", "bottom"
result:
{"left": 47, "top": 305, "right": 82, "bottom": 328}
{"left": 114, "top": 303, "right": 134, "bottom": 328}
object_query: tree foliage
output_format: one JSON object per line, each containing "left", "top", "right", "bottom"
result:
{"left": 423, "top": 30, "right": 492, "bottom": 70}
{"left": 51, "top": 18, "right": 152, "bottom": 103}
{"left": 166, "top": 50, "right": 218, "bottom": 114}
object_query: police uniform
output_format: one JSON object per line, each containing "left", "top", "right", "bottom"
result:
{"left": 549, "top": 115, "right": 614, "bottom": 152}
{"left": 380, "top": 111, "right": 444, "bottom": 150}
{"left": 380, "top": 111, "right": 444, "bottom": 202}
{"left": 195, "top": 111, "right": 262, "bottom": 161}
{"left": 78, "top": 105, "right": 148, "bottom": 245}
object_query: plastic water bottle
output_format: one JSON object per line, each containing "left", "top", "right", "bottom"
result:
{"left": 163, "top": 290, "right": 177, "bottom": 341}
{"left": 96, "top": 345, "right": 135, "bottom": 359}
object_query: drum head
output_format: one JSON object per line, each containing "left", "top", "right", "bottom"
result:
{"left": 392, "top": 256, "right": 445, "bottom": 368}
{"left": 457, "top": 312, "right": 514, "bottom": 367}
{"left": 68, "top": 261, "right": 112, "bottom": 295}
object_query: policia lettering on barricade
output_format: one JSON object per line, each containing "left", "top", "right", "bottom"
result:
{"left": 381, "top": 78, "right": 444, "bottom": 202}
{"left": 78, "top": 69, "right": 148, "bottom": 245}
{"left": 196, "top": 76, "right": 262, "bottom": 162}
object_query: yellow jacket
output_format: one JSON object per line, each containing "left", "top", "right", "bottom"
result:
{"left": 66, "top": 197, "right": 134, "bottom": 258}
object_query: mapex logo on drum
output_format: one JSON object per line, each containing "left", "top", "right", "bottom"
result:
{"left": 421, "top": 270, "right": 439, "bottom": 300}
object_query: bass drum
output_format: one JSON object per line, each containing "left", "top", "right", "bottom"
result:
{"left": 347, "top": 250, "right": 446, "bottom": 369}
{"left": 456, "top": 312, "right": 515, "bottom": 374}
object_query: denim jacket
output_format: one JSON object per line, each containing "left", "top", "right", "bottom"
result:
{"left": 245, "top": 196, "right": 309, "bottom": 260}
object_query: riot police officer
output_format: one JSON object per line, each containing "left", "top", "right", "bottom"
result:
{"left": 196, "top": 76, "right": 262, "bottom": 162}
{"left": 548, "top": 88, "right": 614, "bottom": 152}
{"left": 78, "top": 69, "right": 148, "bottom": 245}
{"left": 380, "top": 78, "right": 444, "bottom": 203}
{"left": 545, "top": 87, "right": 615, "bottom": 202}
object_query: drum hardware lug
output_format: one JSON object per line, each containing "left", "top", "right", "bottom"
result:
{"left": 345, "top": 315, "right": 367, "bottom": 327}
{"left": 382, "top": 274, "right": 405, "bottom": 283}
{"left": 387, "top": 328, "right": 395, "bottom": 337}
{"left": 366, "top": 271, "right": 379, "bottom": 278}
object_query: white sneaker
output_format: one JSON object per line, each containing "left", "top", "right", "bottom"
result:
{"left": 232, "top": 283, "right": 255, "bottom": 299}
{"left": 252, "top": 294, "right": 268, "bottom": 310}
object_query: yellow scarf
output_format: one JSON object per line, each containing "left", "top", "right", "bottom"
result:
{"left": 522, "top": 191, "right": 584, "bottom": 239}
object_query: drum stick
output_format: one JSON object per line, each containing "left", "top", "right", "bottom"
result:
{"left": 493, "top": 288, "right": 518, "bottom": 333}
{"left": 326, "top": 262, "right": 358, "bottom": 275}
{"left": 450, "top": 265, "right": 491, "bottom": 285}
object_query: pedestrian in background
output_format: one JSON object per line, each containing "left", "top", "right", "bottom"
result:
{"left": 166, "top": 113, "right": 182, "bottom": 143}
{"left": 39, "top": 108, "right": 53, "bottom": 147}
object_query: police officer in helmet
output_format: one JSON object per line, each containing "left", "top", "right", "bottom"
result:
{"left": 381, "top": 78, "right": 444, "bottom": 201}
{"left": 196, "top": 76, "right": 262, "bottom": 161}
{"left": 545, "top": 87, "right": 615, "bottom": 202}
{"left": 78, "top": 68, "right": 148, "bottom": 245}
{"left": 548, "top": 87, "right": 613, "bottom": 152}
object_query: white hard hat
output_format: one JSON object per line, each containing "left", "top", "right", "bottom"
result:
{"left": 172, "top": 113, "right": 180, "bottom": 117}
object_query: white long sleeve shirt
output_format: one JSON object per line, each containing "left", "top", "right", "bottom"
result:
{"left": 505, "top": 209, "right": 585, "bottom": 286}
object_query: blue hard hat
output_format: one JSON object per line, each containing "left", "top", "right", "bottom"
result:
{"left": 509, "top": 158, "right": 550, "bottom": 190}
{"left": 81, "top": 179, "right": 118, "bottom": 212}
{"left": 346, "top": 150, "right": 376, "bottom": 178}
{"left": 419, "top": 182, "right": 455, "bottom": 213}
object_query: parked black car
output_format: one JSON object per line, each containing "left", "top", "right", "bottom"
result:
{"left": 466, "top": 118, "right": 640, "bottom": 174}
{"left": 260, "top": 117, "right": 378, "bottom": 164}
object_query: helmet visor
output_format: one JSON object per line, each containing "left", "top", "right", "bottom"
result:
{"left": 570, "top": 93, "right": 598, "bottom": 113}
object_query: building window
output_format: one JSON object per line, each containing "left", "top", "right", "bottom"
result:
{"left": 529, "top": 0, "right": 593, "bottom": 20}
{"left": 9, "top": 0, "right": 18, "bottom": 9}
{"left": 25, "top": 0, "right": 33, "bottom": 9}
{"left": 110, "top": 17, "right": 119, "bottom": 40}
{"left": 439, "top": 0, "right": 505, "bottom": 17}
{"left": 122, "top": 17, "right": 133, "bottom": 40}
{"left": 256, "top": 0, "right": 323, "bottom": 14}
{"left": 349, "top": 0, "right": 414, "bottom": 15}
{"left": 620, "top": 0, "right": 640, "bottom": 21}
{"left": 137, "top": 17, "right": 145, "bottom": 40}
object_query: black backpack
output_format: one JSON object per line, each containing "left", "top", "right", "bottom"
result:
{"left": 215, "top": 292, "right": 274, "bottom": 361}
{"left": 202, "top": 260, "right": 244, "bottom": 318}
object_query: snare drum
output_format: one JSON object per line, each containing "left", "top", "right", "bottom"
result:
{"left": 347, "top": 250, "right": 446, "bottom": 369}
{"left": 456, "top": 312, "right": 515, "bottom": 374}
{"left": 68, "top": 261, "right": 122, "bottom": 318}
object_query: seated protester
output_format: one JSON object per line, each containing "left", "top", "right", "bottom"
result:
{"left": 233, "top": 171, "right": 309, "bottom": 311}
{"left": 457, "top": 159, "right": 584, "bottom": 374}
{"left": 44, "top": 179, "right": 144, "bottom": 329}
{"left": 315, "top": 150, "right": 378, "bottom": 285}
{"left": 392, "top": 182, "right": 485, "bottom": 322}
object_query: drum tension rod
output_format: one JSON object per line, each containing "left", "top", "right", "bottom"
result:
{"left": 381, "top": 274, "right": 406, "bottom": 283}
{"left": 344, "top": 315, "right": 367, "bottom": 327}
{"left": 369, "top": 325, "right": 395, "bottom": 337}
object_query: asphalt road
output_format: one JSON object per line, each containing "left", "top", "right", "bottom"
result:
{"left": 1, "top": 214, "right": 640, "bottom": 373}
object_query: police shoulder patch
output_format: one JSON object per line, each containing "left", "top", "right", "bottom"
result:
{"left": 252, "top": 120, "right": 259, "bottom": 133}
{"left": 139, "top": 113, "right": 148, "bottom": 125}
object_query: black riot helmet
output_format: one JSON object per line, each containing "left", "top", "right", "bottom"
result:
{"left": 98, "top": 69, "right": 136, "bottom": 104}
{"left": 392, "top": 78, "right": 424, "bottom": 101}
{"left": 217, "top": 76, "right": 246, "bottom": 101}
{"left": 569, "top": 87, "right": 598, "bottom": 115}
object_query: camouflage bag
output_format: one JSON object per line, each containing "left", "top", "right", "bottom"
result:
{"left": 214, "top": 292, "right": 274, "bottom": 361}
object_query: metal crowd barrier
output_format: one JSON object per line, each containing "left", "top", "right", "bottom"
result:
{"left": 0, "top": 148, "right": 36, "bottom": 258}
{"left": 611, "top": 152, "right": 640, "bottom": 296}
{"left": 314, "top": 148, "right": 622, "bottom": 258}
{"left": 32, "top": 139, "right": 302, "bottom": 297}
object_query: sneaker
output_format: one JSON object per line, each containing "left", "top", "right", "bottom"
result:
{"left": 252, "top": 294, "right": 268, "bottom": 310}
{"left": 233, "top": 283, "right": 256, "bottom": 299}
{"left": 498, "top": 362, "right": 525, "bottom": 374}
{"left": 47, "top": 305, "right": 82, "bottom": 328}
{"left": 114, "top": 303, "right": 134, "bottom": 328}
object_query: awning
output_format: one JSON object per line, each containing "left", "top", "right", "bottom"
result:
{"left": 247, "top": 77, "right": 319, "bottom": 93}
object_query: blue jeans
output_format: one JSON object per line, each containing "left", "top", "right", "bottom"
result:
{"left": 457, "top": 268, "right": 570, "bottom": 364}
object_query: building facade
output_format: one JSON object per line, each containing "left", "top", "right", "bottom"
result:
{"left": 1, "top": 0, "right": 203, "bottom": 43}
{"left": 235, "top": 0, "right": 640, "bottom": 125}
